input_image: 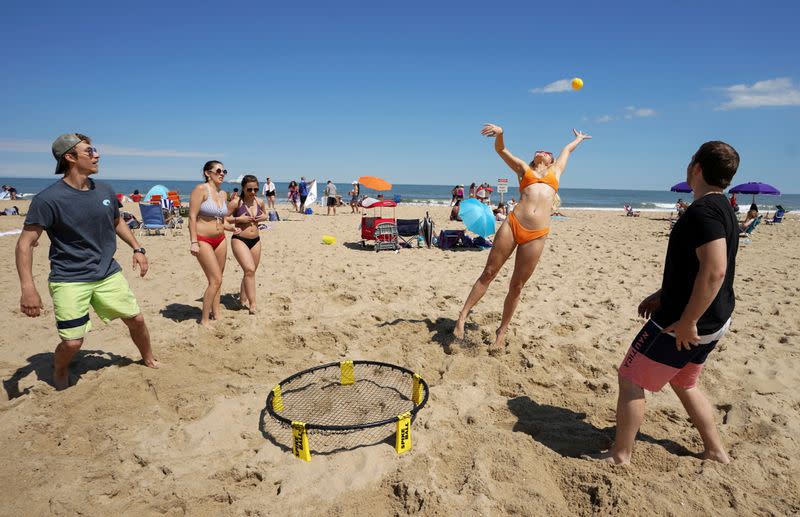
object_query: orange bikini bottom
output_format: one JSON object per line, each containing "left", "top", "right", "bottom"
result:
{"left": 507, "top": 211, "right": 549, "bottom": 245}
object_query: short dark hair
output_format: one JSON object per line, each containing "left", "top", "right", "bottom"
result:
{"left": 57, "top": 133, "right": 92, "bottom": 174}
{"left": 692, "top": 141, "right": 739, "bottom": 189}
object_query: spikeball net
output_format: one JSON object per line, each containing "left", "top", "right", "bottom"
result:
{"left": 263, "top": 360, "right": 429, "bottom": 461}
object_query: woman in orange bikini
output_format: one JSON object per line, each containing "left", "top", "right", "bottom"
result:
{"left": 454, "top": 124, "right": 591, "bottom": 351}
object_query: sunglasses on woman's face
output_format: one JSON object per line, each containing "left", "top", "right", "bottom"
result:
{"left": 209, "top": 168, "right": 227, "bottom": 175}
{"left": 246, "top": 187, "right": 258, "bottom": 193}
{"left": 535, "top": 151, "right": 553, "bottom": 157}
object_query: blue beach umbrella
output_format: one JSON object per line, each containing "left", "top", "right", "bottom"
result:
{"left": 459, "top": 199, "right": 496, "bottom": 237}
{"left": 670, "top": 181, "right": 692, "bottom": 193}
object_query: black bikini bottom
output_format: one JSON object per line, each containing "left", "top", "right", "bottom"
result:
{"left": 231, "top": 234, "right": 260, "bottom": 249}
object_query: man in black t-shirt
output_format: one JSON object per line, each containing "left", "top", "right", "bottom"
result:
{"left": 16, "top": 133, "right": 160, "bottom": 390}
{"left": 592, "top": 141, "right": 740, "bottom": 466}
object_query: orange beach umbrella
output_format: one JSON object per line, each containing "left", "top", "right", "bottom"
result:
{"left": 358, "top": 176, "right": 392, "bottom": 191}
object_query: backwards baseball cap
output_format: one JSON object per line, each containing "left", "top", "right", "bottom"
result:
{"left": 51, "top": 133, "right": 84, "bottom": 174}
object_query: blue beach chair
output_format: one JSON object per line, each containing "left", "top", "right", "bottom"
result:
{"left": 139, "top": 203, "right": 169, "bottom": 236}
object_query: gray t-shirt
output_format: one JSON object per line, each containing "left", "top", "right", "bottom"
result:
{"left": 25, "top": 179, "right": 122, "bottom": 282}
{"left": 325, "top": 183, "right": 337, "bottom": 197}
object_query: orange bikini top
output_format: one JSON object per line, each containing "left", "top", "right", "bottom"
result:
{"left": 520, "top": 167, "right": 559, "bottom": 192}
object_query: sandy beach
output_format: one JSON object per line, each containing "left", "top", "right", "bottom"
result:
{"left": 1, "top": 199, "right": 798, "bottom": 516}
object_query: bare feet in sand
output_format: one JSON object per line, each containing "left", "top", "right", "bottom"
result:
{"left": 453, "top": 314, "right": 466, "bottom": 340}
{"left": 487, "top": 327, "right": 508, "bottom": 356}
{"left": 702, "top": 449, "right": 731, "bottom": 464}
{"left": 199, "top": 319, "right": 215, "bottom": 330}
{"left": 53, "top": 369, "right": 70, "bottom": 391}
{"left": 144, "top": 357, "right": 162, "bottom": 369}
{"left": 582, "top": 450, "right": 630, "bottom": 466}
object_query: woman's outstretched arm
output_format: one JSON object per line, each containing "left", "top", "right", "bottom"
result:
{"left": 553, "top": 129, "right": 592, "bottom": 177}
{"left": 482, "top": 124, "right": 527, "bottom": 179}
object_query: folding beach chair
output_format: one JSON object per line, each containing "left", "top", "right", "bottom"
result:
{"left": 739, "top": 215, "right": 762, "bottom": 244}
{"left": 765, "top": 208, "right": 786, "bottom": 225}
{"left": 139, "top": 203, "right": 169, "bottom": 236}
{"left": 396, "top": 218, "right": 422, "bottom": 248}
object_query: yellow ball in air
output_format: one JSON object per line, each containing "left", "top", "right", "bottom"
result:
{"left": 571, "top": 77, "right": 584, "bottom": 90}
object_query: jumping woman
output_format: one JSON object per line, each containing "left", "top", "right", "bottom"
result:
{"left": 454, "top": 124, "right": 591, "bottom": 351}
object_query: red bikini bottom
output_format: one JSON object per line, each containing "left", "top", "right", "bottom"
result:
{"left": 197, "top": 233, "right": 226, "bottom": 249}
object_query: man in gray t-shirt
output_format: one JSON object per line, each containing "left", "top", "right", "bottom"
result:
{"left": 16, "top": 133, "right": 160, "bottom": 390}
{"left": 325, "top": 180, "right": 338, "bottom": 216}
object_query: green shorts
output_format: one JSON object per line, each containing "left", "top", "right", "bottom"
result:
{"left": 48, "top": 271, "right": 141, "bottom": 340}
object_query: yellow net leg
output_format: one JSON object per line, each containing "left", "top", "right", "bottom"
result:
{"left": 292, "top": 421, "right": 311, "bottom": 462}
{"left": 272, "top": 385, "right": 284, "bottom": 412}
{"left": 412, "top": 373, "right": 423, "bottom": 405}
{"left": 395, "top": 411, "right": 412, "bottom": 454}
{"left": 340, "top": 360, "right": 355, "bottom": 385}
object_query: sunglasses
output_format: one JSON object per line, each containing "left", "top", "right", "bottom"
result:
{"left": 246, "top": 187, "right": 258, "bottom": 193}
{"left": 208, "top": 168, "right": 227, "bottom": 175}
{"left": 535, "top": 150, "right": 553, "bottom": 157}
{"left": 83, "top": 146, "right": 99, "bottom": 157}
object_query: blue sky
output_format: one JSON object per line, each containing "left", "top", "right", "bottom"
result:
{"left": 1, "top": 0, "right": 798, "bottom": 191}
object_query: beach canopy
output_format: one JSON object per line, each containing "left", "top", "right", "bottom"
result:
{"left": 358, "top": 176, "right": 392, "bottom": 191}
{"left": 360, "top": 197, "right": 396, "bottom": 208}
{"left": 670, "top": 181, "right": 692, "bottom": 193}
{"left": 459, "top": 199, "right": 496, "bottom": 237}
{"left": 144, "top": 184, "right": 169, "bottom": 202}
{"left": 728, "top": 182, "right": 780, "bottom": 196}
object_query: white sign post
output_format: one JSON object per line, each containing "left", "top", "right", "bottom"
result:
{"left": 497, "top": 178, "right": 509, "bottom": 203}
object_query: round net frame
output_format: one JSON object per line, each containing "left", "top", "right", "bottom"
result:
{"left": 263, "top": 360, "right": 429, "bottom": 457}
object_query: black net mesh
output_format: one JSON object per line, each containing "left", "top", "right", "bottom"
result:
{"left": 261, "top": 362, "right": 428, "bottom": 455}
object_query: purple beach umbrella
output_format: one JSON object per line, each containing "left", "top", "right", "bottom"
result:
{"left": 670, "top": 181, "right": 692, "bottom": 193}
{"left": 729, "top": 182, "right": 780, "bottom": 205}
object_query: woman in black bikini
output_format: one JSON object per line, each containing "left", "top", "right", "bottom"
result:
{"left": 229, "top": 175, "right": 268, "bottom": 314}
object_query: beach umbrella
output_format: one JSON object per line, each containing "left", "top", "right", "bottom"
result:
{"left": 459, "top": 199, "right": 496, "bottom": 237}
{"left": 729, "top": 182, "right": 780, "bottom": 204}
{"left": 358, "top": 176, "right": 392, "bottom": 191}
{"left": 670, "top": 181, "right": 692, "bottom": 193}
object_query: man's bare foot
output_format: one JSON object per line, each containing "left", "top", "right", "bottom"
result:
{"left": 702, "top": 449, "right": 730, "bottom": 464}
{"left": 582, "top": 450, "right": 630, "bottom": 466}
{"left": 453, "top": 315, "right": 466, "bottom": 340}
{"left": 199, "top": 319, "right": 215, "bottom": 330}
{"left": 143, "top": 357, "right": 161, "bottom": 369}
{"left": 53, "top": 369, "right": 70, "bottom": 391}
{"left": 248, "top": 306, "right": 258, "bottom": 315}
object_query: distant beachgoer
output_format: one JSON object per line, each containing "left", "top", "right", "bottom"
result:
{"left": 449, "top": 199, "right": 462, "bottom": 221}
{"left": 130, "top": 189, "right": 143, "bottom": 203}
{"left": 456, "top": 185, "right": 465, "bottom": 202}
{"left": 469, "top": 182, "right": 477, "bottom": 198}
{"left": 591, "top": 141, "right": 740, "bottom": 466}
{"left": 450, "top": 185, "right": 459, "bottom": 206}
{"left": 749, "top": 202, "right": 758, "bottom": 213}
{"left": 16, "top": 132, "right": 159, "bottom": 390}
{"left": 507, "top": 197, "right": 516, "bottom": 212}
{"left": 476, "top": 184, "right": 487, "bottom": 203}
{"left": 739, "top": 208, "right": 758, "bottom": 232}
{"left": 230, "top": 175, "right": 267, "bottom": 314}
{"left": 323, "top": 180, "right": 338, "bottom": 215}
{"left": 454, "top": 125, "right": 591, "bottom": 351}
{"left": 729, "top": 192, "right": 738, "bottom": 212}
{"left": 493, "top": 206, "right": 506, "bottom": 222}
{"left": 262, "top": 177, "right": 277, "bottom": 210}
{"left": 287, "top": 181, "right": 299, "bottom": 211}
{"left": 349, "top": 181, "right": 360, "bottom": 213}
{"left": 299, "top": 177, "right": 316, "bottom": 213}
{"left": 188, "top": 160, "right": 237, "bottom": 328}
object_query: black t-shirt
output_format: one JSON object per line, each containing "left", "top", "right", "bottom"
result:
{"left": 24, "top": 179, "right": 122, "bottom": 282}
{"left": 652, "top": 193, "right": 738, "bottom": 334}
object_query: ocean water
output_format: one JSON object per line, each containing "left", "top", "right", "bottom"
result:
{"left": 2, "top": 177, "right": 798, "bottom": 212}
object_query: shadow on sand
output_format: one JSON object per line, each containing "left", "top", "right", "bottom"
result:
{"left": 3, "top": 349, "right": 135, "bottom": 398}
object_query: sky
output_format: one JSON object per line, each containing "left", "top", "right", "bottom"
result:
{"left": 1, "top": 0, "right": 798, "bottom": 191}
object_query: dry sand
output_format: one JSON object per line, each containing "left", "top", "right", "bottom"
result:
{"left": 1, "top": 199, "right": 798, "bottom": 516}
